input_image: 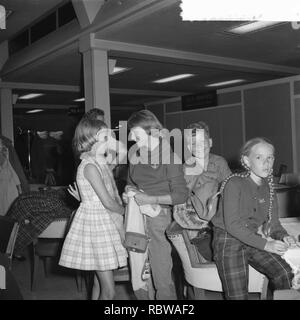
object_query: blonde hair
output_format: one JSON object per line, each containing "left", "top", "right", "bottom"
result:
{"left": 218, "top": 137, "right": 275, "bottom": 237}
{"left": 73, "top": 118, "right": 107, "bottom": 155}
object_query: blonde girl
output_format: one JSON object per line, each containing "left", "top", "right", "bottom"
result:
{"left": 212, "top": 137, "right": 296, "bottom": 300}
{"left": 59, "top": 118, "right": 127, "bottom": 300}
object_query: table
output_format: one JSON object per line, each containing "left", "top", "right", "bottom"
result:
{"left": 274, "top": 184, "right": 300, "bottom": 218}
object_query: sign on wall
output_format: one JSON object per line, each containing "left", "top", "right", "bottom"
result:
{"left": 181, "top": 91, "right": 217, "bottom": 111}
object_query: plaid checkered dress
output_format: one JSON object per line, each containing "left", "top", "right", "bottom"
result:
{"left": 59, "top": 157, "right": 127, "bottom": 271}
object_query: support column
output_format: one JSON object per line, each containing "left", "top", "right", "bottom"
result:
{"left": 0, "top": 88, "right": 14, "bottom": 142}
{"left": 79, "top": 34, "right": 111, "bottom": 127}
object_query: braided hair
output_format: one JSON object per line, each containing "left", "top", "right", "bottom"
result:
{"left": 217, "top": 138, "right": 275, "bottom": 237}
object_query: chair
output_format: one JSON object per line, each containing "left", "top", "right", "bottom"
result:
{"left": 113, "top": 266, "right": 130, "bottom": 282}
{"left": 0, "top": 216, "right": 19, "bottom": 270}
{"left": 30, "top": 217, "right": 81, "bottom": 291}
{"left": 166, "top": 222, "right": 269, "bottom": 300}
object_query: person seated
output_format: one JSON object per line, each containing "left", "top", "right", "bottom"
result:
{"left": 181, "top": 121, "right": 232, "bottom": 261}
{"left": 212, "top": 137, "right": 297, "bottom": 299}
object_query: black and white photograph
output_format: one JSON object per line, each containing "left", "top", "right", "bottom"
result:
{"left": 0, "top": 0, "right": 300, "bottom": 304}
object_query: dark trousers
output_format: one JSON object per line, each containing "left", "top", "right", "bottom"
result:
{"left": 213, "top": 227, "right": 293, "bottom": 300}
{"left": 145, "top": 208, "right": 177, "bottom": 300}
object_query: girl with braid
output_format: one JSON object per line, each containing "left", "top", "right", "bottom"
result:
{"left": 211, "top": 137, "right": 297, "bottom": 300}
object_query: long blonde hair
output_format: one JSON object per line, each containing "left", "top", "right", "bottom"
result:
{"left": 219, "top": 137, "right": 275, "bottom": 236}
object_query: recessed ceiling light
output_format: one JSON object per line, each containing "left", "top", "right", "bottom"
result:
{"left": 26, "top": 109, "right": 43, "bottom": 114}
{"left": 19, "top": 93, "right": 44, "bottom": 100}
{"left": 206, "top": 79, "right": 245, "bottom": 87}
{"left": 74, "top": 98, "right": 85, "bottom": 102}
{"left": 227, "top": 21, "right": 285, "bottom": 34}
{"left": 111, "top": 67, "right": 130, "bottom": 75}
{"left": 153, "top": 74, "right": 195, "bottom": 84}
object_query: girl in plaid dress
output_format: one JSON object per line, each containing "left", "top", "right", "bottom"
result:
{"left": 212, "top": 137, "right": 297, "bottom": 299}
{"left": 59, "top": 118, "right": 127, "bottom": 300}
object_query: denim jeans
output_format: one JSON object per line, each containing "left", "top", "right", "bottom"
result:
{"left": 145, "top": 208, "right": 177, "bottom": 300}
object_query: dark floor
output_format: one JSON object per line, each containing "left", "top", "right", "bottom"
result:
{"left": 11, "top": 252, "right": 135, "bottom": 300}
{"left": 10, "top": 250, "right": 224, "bottom": 300}
{"left": 10, "top": 250, "right": 262, "bottom": 300}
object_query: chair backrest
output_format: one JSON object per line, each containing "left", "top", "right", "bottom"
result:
{"left": 38, "top": 218, "right": 69, "bottom": 239}
{"left": 0, "top": 216, "right": 19, "bottom": 260}
{"left": 167, "top": 221, "right": 213, "bottom": 268}
{"left": 167, "top": 221, "right": 268, "bottom": 298}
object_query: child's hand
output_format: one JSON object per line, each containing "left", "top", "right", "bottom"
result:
{"left": 122, "top": 192, "right": 129, "bottom": 204}
{"left": 122, "top": 185, "right": 138, "bottom": 204}
{"left": 134, "top": 192, "right": 156, "bottom": 206}
{"left": 283, "top": 235, "right": 297, "bottom": 247}
{"left": 68, "top": 182, "right": 80, "bottom": 201}
{"left": 264, "top": 239, "right": 289, "bottom": 255}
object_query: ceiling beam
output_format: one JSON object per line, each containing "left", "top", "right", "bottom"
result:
{"left": 0, "top": 81, "right": 187, "bottom": 98}
{"left": 1, "top": 0, "right": 177, "bottom": 77}
{"left": 0, "top": 81, "right": 80, "bottom": 92}
{"left": 14, "top": 104, "right": 76, "bottom": 109}
{"left": 94, "top": 39, "right": 300, "bottom": 75}
{"left": 72, "top": 0, "right": 106, "bottom": 29}
{"left": 110, "top": 88, "right": 190, "bottom": 97}
{"left": 94, "top": 0, "right": 179, "bottom": 38}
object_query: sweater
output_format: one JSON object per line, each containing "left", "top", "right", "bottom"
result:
{"left": 212, "top": 176, "right": 288, "bottom": 250}
{"left": 128, "top": 142, "right": 188, "bottom": 205}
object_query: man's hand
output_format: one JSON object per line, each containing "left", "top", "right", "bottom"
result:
{"left": 67, "top": 182, "right": 80, "bottom": 201}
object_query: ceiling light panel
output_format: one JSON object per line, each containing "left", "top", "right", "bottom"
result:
{"left": 153, "top": 74, "right": 195, "bottom": 83}
{"left": 18, "top": 93, "right": 44, "bottom": 100}
{"left": 206, "top": 79, "right": 245, "bottom": 87}
{"left": 111, "top": 67, "right": 130, "bottom": 75}
{"left": 26, "top": 109, "right": 44, "bottom": 114}
{"left": 227, "top": 21, "right": 285, "bottom": 34}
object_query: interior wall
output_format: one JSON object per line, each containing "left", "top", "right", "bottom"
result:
{"left": 243, "top": 83, "right": 293, "bottom": 174}
{"left": 165, "top": 105, "right": 243, "bottom": 168}
{"left": 147, "top": 75, "right": 300, "bottom": 174}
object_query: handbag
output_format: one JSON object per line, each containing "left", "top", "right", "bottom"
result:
{"left": 124, "top": 231, "right": 149, "bottom": 253}
{"left": 124, "top": 195, "right": 150, "bottom": 253}
{"left": 173, "top": 174, "right": 219, "bottom": 230}
{"left": 190, "top": 228, "right": 213, "bottom": 262}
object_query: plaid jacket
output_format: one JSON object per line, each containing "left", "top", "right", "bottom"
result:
{"left": 6, "top": 189, "right": 76, "bottom": 253}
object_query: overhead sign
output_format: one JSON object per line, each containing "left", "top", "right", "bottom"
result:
{"left": 181, "top": 91, "right": 217, "bottom": 111}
